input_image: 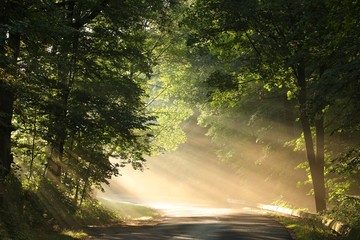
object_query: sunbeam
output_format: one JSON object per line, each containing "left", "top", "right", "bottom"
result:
{"left": 97, "top": 121, "right": 315, "bottom": 214}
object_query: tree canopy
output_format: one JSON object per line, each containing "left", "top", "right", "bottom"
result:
{"left": 1, "top": 0, "right": 178, "bottom": 205}
{"left": 152, "top": 0, "right": 360, "bottom": 212}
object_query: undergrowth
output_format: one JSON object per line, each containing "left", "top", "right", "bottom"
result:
{"left": 0, "top": 174, "right": 120, "bottom": 240}
{"left": 274, "top": 214, "right": 343, "bottom": 240}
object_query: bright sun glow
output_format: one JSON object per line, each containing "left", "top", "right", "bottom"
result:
{"left": 97, "top": 122, "right": 315, "bottom": 213}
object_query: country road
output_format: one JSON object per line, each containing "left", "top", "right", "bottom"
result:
{"left": 85, "top": 206, "right": 294, "bottom": 240}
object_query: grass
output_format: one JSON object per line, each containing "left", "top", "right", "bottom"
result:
{"left": 0, "top": 225, "right": 87, "bottom": 240}
{"left": 273, "top": 214, "right": 344, "bottom": 240}
{"left": 0, "top": 174, "right": 161, "bottom": 240}
{"left": 60, "top": 229, "right": 89, "bottom": 239}
{"left": 98, "top": 198, "right": 161, "bottom": 221}
{"left": 1, "top": 193, "right": 160, "bottom": 240}
{"left": 0, "top": 220, "right": 89, "bottom": 240}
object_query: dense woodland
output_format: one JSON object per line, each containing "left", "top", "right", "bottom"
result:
{"left": 0, "top": 0, "right": 359, "bottom": 239}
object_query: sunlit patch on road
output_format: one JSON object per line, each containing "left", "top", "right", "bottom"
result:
{"left": 149, "top": 203, "right": 237, "bottom": 217}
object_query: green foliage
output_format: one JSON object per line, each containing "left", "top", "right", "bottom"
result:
{"left": 292, "top": 140, "right": 357, "bottom": 204}
{"left": 1, "top": 0, "right": 179, "bottom": 214}
{"left": 330, "top": 147, "right": 360, "bottom": 177}
{"left": 74, "top": 199, "right": 118, "bottom": 226}
{"left": 325, "top": 195, "right": 360, "bottom": 229}
{"left": 0, "top": 173, "right": 123, "bottom": 239}
{"left": 1, "top": 0, "right": 359, "bottom": 236}
{"left": 1, "top": 1, "right": 176, "bottom": 237}
{"left": 272, "top": 197, "right": 296, "bottom": 210}
{"left": 99, "top": 198, "right": 160, "bottom": 221}
{"left": 179, "top": 0, "right": 360, "bottom": 213}
{"left": 275, "top": 214, "right": 342, "bottom": 240}
{"left": 59, "top": 230, "right": 88, "bottom": 240}
{"left": 0, "top": 175, "right": 31, "bottom": 240}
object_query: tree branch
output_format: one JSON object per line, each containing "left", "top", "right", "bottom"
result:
{"left": 77, "top": 0, "right": 110, "bottom": 28}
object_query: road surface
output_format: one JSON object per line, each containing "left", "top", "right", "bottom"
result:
{"left": 85, "top": 206, "right": 294, "bottom": 240}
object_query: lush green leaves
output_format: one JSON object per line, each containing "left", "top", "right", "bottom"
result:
{"left": 1, "top": 0, "right": 176, "bottom": 209}
{"left": 177, "top": 0, "right": 360, "bottom": 212}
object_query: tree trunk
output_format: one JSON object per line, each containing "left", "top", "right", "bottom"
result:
{"left": 46, "top": 1, "right": 82, "bottom": 182}
{"left": 0, "top": 84, "right": 14, "bottom": 179}
{"left": 0, "top": 31, "right": 20, "bottom": 179}
{"left": 46, "top": 146, "right": 62, "bottom": 179}
{"left": 79, "top": 176, "right": 89, "bottom": 207}
{"left": 79, "top": 163, "right": 92, "bottom": 207}
{"left": 28, "top": 109, "right": 37, "bottom": 180}
{"left": 314, "top": 115, "right": 326, "bottom": 211}
{"left": 73, "top": 178, "right": 80, "bottom": 206}
{"left": 296, "top": 64, "right": 326, "bottom": 212}
{"left": 283, "top": 94, "right": 295, "bottom": 139}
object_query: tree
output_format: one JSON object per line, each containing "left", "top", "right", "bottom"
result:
{"left": 2, "top": 0, "right": 177, "bottom": 206}
{"left": 183, "top": 0, "right": 360, "bottom": 212}
{"left": 0, "top": 0, "right": 25, "bottom": 179}
{"left": 144, "top": 1, "right": 195, "bottom": 154}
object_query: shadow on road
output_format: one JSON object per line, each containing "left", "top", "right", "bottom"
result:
{"left": 85, "top": 213, "right": 293, "bottom": 240}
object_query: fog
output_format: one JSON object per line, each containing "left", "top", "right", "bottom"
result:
{"left": 97, "top": 121, "right": 315, "bottom": 213}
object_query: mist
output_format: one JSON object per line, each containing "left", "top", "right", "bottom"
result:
{"left": 97, "top": 120, "right": 315, "bottom": 212}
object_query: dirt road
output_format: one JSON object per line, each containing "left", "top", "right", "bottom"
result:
{"left": 85, "top": 207, "right": 293, "bottom": 240}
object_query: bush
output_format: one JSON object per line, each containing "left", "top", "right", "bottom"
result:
{"left": 0, "top": 174, "right": 34, "bottom": 240}
{"left": 75, "top": 199, "right": 119, "bottom": 225}
{"left": 0, "top": 173, "right": 121, "bottom": 239}
{"left": 326, "top": 195, "right": 360, "bottom": 229}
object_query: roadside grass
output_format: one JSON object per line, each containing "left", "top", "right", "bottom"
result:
{"left": 1, "top": 174, "right": 160, "bottom": 239}
{"left": 273, "top": 214, "right": 344, "bottom": 240}
{"left": 98, "top": 198, "right": 161, "bottom": 221}
{"left": 1, "top": 194, "right": 160, "bottom": 240}
{"left": 0, "top": 225, "right": 86, "bottom": 240}
{"left": 28, "top": 230, "right": 84, "bottom": 240}
{"left": 60, "top": 229, "right": 89, "bottom": 239}
{"left": 54, "top": 199, "right": 162, "bottom": 239}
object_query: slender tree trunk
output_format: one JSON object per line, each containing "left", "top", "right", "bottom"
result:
{"left": 296, "top": 63, "right": 326, "bottom": 212}
{"left": 315, "top": 115, "right": 326, "bottom": 211}
{"left": 46, "top": 1, "right": 83, "bottom": 182}
{"left": 46, "top": 54, "right": 71, "bottom": 180}
{"left": 28, "top": 109, "right": 37, "bottom": 180}
{"left": 79, "top": 163, "right": 92, "bottom": 207}
{"left": 47, "top": 146, "right": 62, "bottom": 179}
{"left": 283, "top": 94, "right": 295, "bottom": 139}
{"left": 79, "top": 176, "right": 89, "bottom": 207}
{"left": 73, "top": 178, "right": 80, "bottom": 206}
{"left": 0, "top": 84, "right": 14, "bottom": 179}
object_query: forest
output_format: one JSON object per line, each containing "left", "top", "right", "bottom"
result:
{"left": 0, "top": 0, "right": 359, "bottom": 239}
